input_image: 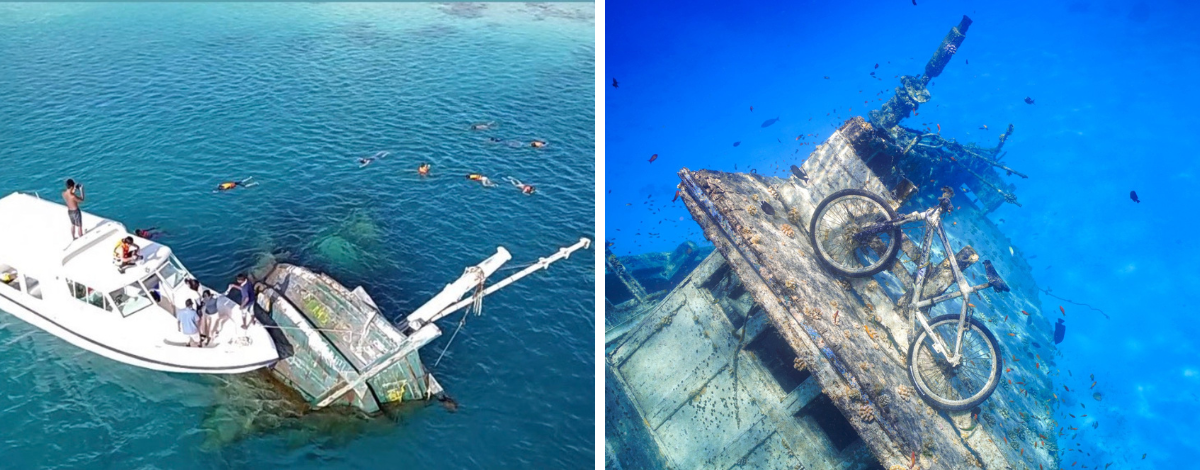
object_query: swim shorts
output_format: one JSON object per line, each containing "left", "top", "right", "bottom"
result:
{"left": 67, "top": 209, "right": 82, "bottom": 227}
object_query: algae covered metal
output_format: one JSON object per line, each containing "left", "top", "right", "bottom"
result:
{"left": 259, "top": 263, "right": 445, "bottom": 414}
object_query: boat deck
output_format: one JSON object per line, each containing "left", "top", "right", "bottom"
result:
{"left": 653, "top": 118, "right": 1060, "bottom": 469}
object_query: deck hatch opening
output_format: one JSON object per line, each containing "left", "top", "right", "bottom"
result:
{"left": 744, "top": 327, "right": 809, "bottom": 393}
{"left": 797, "top": 393, "right": 861, "bottom": 452}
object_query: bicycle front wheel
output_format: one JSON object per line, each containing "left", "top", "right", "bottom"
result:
{"left": 907, "top": 314, "right": 1003, "bottom": 411}
{"left": 808, "top": 189, "right": 902, "bottom": 277}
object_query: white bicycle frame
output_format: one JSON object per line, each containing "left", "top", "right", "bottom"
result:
{"left": 887, "top": 204, "right": 992, "bottom": 367}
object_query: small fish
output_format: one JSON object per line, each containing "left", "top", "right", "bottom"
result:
{"left": 1024, "top": 96, "right": 1035, "bottom": 104}
{"left": 733, "top": 141, "right": 741, "bottom": 147}
{"left": 979, "top": 124, "right": 988, "bottom": 130}
{"left": 672, "top": 190, "right": 681, "bottom": 202}
{"left": 760, "top": 201, "right": 775, "bottom": 216}
{"left": 1060, "top": 305, "right": 1065, "bottom": 315}
{"left": 648, "top": 154, "right": 658, "bottom": 163}
{"left": 936, "top": 123, "right": 941, "bottom": 132}
{"left": 1130, "top": 190, "right": 1140, "bottom": 203}
{"left": 966, "top": 59, "right": 969, "bottom": 65}
{"left": 1091, "top": 381, "right": 1096, "bottom": 389}
{"left": 823, "top": 76, "right": 830, "bottom": 79}
{"left": 1064, "top": 385, "right": 1070, "bottom": 392}
{"left": 874, "top": 63, "right": 879, "bottom": 69}
{"left": 1143, "top": 454, "right": 1147, "bottom": 460}
{"left": 750, "top": 106, "right": 754, "bottom": 111}
{"left": 761, "top": 117, "right": 780, "bottom": 128}
{"left": 911, "top": 0, "right": 916, "bottom": 5}
{"left": 612, "top": 78, "right": 618, "bottom": 88}
{"left": 833, "top": 310, "right": 839, "bottom": 324}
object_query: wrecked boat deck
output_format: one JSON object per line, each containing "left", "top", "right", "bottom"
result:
{"left": 607, "top": 15, "right": 1066, "bottom": 470}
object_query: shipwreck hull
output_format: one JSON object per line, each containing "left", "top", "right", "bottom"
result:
{"left": 665, "top": 117, "right": 1056, "bottom": 469}
{"left": 258, "top": 264, "right": 442, "bottom": 414}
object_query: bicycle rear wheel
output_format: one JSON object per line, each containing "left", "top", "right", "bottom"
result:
{"left": 808, "top": 189, "right": 902, "bottom": 277}
{"left": 907, "top": 314, "right": 1003, "bottom": 411}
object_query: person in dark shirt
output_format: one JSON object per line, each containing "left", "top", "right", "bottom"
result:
{"left": 225, "top": 274, "right": 255, "bottom": 329}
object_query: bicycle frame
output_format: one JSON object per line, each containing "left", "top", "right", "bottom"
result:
{"left": 886, "top": 205, "right": 991, "bottom": 367}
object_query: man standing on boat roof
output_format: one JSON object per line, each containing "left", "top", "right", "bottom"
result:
{"left": 226, "top": 274, "right": 255, "bottom": 330}
{"left": 62, "top": 179, "right": 85, "bottom": 240}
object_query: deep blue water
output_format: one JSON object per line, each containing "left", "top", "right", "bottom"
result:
{"left": 0, "top": 3, "right": 594, "bottom": 469}
{"left": 608, "top": 0, "right": 1200, "bottom": 467}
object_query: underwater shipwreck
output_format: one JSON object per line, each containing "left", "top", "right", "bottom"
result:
{"left": 606, "top": 16, "right": 1071, "bottom": 470}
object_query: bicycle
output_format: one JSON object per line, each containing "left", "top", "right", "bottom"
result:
{"left": 807, "top": 186, "right": 1006, "bottom": 411}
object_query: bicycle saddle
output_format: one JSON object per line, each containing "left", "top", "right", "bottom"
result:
{"left": 982, "top": 260, "right": 1011, "bottom": 293}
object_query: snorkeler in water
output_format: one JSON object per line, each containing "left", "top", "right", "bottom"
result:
{"left": 467, "top": 173, "right": 497, "bottom": 187}
{"left": 487, "top": 137, "right": 503, "bottom": 143}
{"left": 530, "top": 139, "right": 547, "bottom": 148}
{"left": 215, "top": 177, "right": 257, "bottom": 192}
{"left": 358, "top": 151, "right": 390, "bottom": 168}
{"left": 470, "top": 122, "right": 496, "bottom": 131}
{"left": 508, "top": 177, "right": 536, "bottom": 195}
{"left": 418, "top": 163, "right": 431, "bottom": 176}
{"left": 134, "top": 227, "right": 165, "bottom": 240}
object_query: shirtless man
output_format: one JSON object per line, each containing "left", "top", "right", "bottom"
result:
{"left": 63, "top": 179, "right": 85, "bottom": 239}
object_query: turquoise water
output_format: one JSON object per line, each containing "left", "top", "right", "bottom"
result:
{"left": 0, "top": 3, "right": 594, "bottom": 468}
{"left": 608, "top": 0, "right": 1200, "bottom": 467}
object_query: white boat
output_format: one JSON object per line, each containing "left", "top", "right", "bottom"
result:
{"left": 0, "top": 192, "right": 279, "bottom": 374}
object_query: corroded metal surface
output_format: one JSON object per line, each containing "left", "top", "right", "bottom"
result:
{"left": 607, "top": 252, "right": 880, "bottom": 470}
{"left": 259, "top": 264, "right": 439, "bottom": 413}
{"left": 676, "top": 118, "right": 1060, "bottom": 469}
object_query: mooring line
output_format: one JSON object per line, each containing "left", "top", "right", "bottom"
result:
{"left": 1040, "top": 288, "right": 1110, "bottom": 319}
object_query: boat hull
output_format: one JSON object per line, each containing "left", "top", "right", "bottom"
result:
{"left": 0, "top": 290, "right": 276, "bottom": 374}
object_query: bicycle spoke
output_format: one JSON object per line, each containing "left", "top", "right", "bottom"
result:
{"left": 815, "top": 195, "right": 895, "bottom": 275}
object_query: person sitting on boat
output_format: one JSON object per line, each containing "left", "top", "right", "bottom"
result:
{"left": 113, "top": 236, "right": 141, "bottom": 274}
{"left": 418, "top": 163, "right": 431, "bottom": 177}
{"left": 225, "top": 274, "right": 256, "bottom": 330}
{"left": 508, "top": 177, "right": 536, "bottom": 195}
{"left": 177, "top": 299, "right": 201, "bottom": 347}
{"left": 466, "top": 173, "right": 497, "bottom": 187}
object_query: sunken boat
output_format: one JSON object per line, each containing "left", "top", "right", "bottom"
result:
{"left": 257, "top": 238, "right": 592, "bottom": 414}
{"left": 607, "top": 16, "right": 1066, "bottom": 470}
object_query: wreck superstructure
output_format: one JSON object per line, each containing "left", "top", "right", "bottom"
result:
{"left": 607, "top": 16, "right": 1064, "bottom": 470}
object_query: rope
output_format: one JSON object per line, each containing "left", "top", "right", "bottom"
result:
{"left": 432, "top": 268, "right": 486, "bottom": 368}
{"left": 433, "top": 309, "right": 470, "bottom": 368}
{"left": 1040, "top": 288, "right": 1110, "bottom": 319}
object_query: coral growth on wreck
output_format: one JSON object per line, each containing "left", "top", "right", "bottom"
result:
{"left": 858, "top": 403, "right": 876, "bottom": 423}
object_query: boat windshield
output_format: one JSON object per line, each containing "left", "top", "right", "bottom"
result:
{"left": 109, "top": 282, "right": 153, "bottom": 316}
{"left": 156, "top": 255, "right": 188, "bottom": 289}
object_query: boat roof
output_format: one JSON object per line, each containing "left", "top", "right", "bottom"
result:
{"left": 0, "top": 192, "right": 173, "bottom": 292}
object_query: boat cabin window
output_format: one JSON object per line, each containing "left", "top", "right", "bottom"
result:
{"left": 110, "top": 282, "right": 153, "bottom": 316}
{"left": 67, "top": 279, "right": 112, "bottom": 312}
{"left": 23, "top": 275, "right": 42, "bottom": 300}
{"left": 156, "top": 255, "right": 188, "bottom": 289}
